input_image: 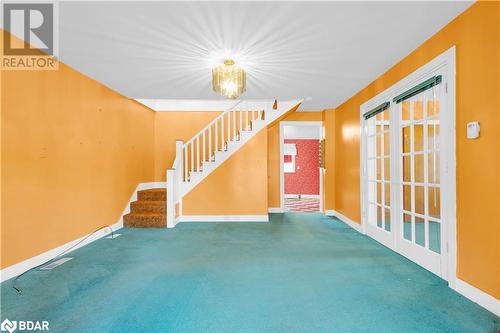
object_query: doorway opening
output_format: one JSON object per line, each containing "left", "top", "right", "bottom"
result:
{"left": 280, "top": 121, "right": 324, "bottom": 213}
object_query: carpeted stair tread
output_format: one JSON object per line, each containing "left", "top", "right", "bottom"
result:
{"left": 125, "top": 188, "right": 167, "bottom": 228}
{"left": 137, "top": 188, "right": 166, "bottom": 201}
{"left": 130, "top": 200, "right": 166, "bottom": 214}
{"left": 124, "top": 212, "right": 166, "bottom": 228}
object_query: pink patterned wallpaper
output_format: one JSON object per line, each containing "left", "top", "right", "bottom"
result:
{"left": 284, "top": 139, "right": 320, "bottom": 195}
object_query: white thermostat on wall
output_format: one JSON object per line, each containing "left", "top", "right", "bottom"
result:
{"left": 467, "top": 121, "right": 480, "bottom": 139}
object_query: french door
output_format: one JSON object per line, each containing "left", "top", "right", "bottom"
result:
{"left": 395, "top": 79, "right": 445, "bottom": 277}
{"left": 361, "top": 51, "right": 455, "bottom": 280}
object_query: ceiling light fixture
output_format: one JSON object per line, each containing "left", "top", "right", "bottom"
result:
{"left": 212, "top": 59, "right": 246, "bottom": 99}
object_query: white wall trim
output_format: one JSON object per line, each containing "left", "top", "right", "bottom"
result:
{"left": 327, "top": 208, "right": 500, "bottom": 316}
{"left": 134, "top": 99, "right": 286, "bottom": 112}
{"left": 324, "top": 210, "right": 363, "bottom": 233}
{"left": 0, "top": 181, "right": 166, "bottom": 283}
{"left": 280, "top": 121, "right": 323, "bottom": 212}
{"left": 0, "top": 220, "right": 122, "bottom": 283}
{"left": 268, "top": 207, "right": 284, "bottom": 213}
{"left": 454, "top": 279, "right": 500, "bottom": 316}
{"left": 135, "top": 99, "right": 238, "bottom": 111}
{"left": 179, "top": 215, "right": 269, "bottom": 222}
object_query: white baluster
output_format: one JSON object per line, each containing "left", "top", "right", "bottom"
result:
{"left": 196, "top": 135, "right": 200, "bottom": 172}
{"left": 209, "top": 126, "right": 212, "bottom": 161}
{"left": 226, "top": 113, "right": 229, "bottom": 142}
{"left": 190, "top": 142, "right": 194, "bottom": 174}
{"left": 184, "top": 147, "right": 188, "bottom": 181}
{"left": 221, "top": 113, "right": 225, "bottom": 150}
{"left": 239, "top": 108, "right": 242, "bottom": 136}
{"left": 233, "top": 109, "right": 236, "bottom": 140}
{"left": 215, "top": 119, "right": 218, "bottom": 152}
{"left": 203, "top": 131, "right": 206, "bottom": 167}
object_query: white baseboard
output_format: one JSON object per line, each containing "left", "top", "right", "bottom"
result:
{"left": 0, "top": 181, "right": 166, "bottom": 283}
{"left": 179, "top": 215, "right": 269, "bottom": 222}
{"left": 324, "top": 209, "right": 363, "bottom": 233}
{"left": 0, "top": 220, "right": 122, "bottom": 283}
{"left": 454, "top": 278, "right": 500, "bottom": 316}
{"left": 324, "top": 212, "right": 499, "bottom": 316}
{"left": 268, "top": 207, "right": 284, "bottom": 213}
{"left": 284, "top": 194, "right": 320, "bottom": 199}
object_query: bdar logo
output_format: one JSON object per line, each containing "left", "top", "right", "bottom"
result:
{"left": 0, "top": 319, "right": 49, "bottom": 332}
{"left": 0, "top": 319, "right": 17, "bottom": 333}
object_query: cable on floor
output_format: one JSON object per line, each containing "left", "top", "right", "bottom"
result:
{"left": 12, "top": 225, "right": 115, "bottom": 294}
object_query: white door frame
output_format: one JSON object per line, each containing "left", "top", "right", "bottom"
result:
{"left": 279, "top": 121, "right": 324, "bottom": 212}
{"left": 359, "top": 46, "right": 456, "bottom": 286}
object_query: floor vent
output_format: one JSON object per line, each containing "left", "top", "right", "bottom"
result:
{"left": 106, "top": 233, "right": 122, "bottom": 239}
{"left": 40, "top": 257, "right": 73, "bottom": 270}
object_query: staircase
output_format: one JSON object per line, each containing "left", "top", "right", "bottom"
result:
{"left": 124, "top": 189, "right": 167, "bottom": 227}
{"left": 125, "top": 98, "right": 302, "bottom": 228}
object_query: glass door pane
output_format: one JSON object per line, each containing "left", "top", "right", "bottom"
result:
{"left": 398, "top": 86, "right": 442, "bottom": 254}
{"left": 366, "top": 109, "right": 391, "bottom": 232}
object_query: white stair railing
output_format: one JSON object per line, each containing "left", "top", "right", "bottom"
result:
{"left": 166, "top": 99, "right": 302, "bottom": 228}
{"left": 181, "top": 101, "right": 267, "bottom": 183}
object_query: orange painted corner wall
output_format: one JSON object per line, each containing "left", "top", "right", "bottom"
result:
{"left": 323, "top": 109, "right": 335, "bottom": 210}
{"left": 267, "top": 111, "right": 323, "bottom": 208}
{"left": 1, "top": 36, "right": 156, "bottom": 268}
{"left": 154, "top": 112, "right": 221, "bottom": 181}
{"left": 333, "top": 2, "right": 499, "bottom": 297}
{"left": 183, "top": 130, "right": 268, "bottom": 215}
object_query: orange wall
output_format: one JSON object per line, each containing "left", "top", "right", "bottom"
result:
{"left": 183, "top": 130, "right": 268, "bottom": 215}
{"left": 331, "top": 2, "right": 499, "bottom": 297}
{"left": 323, "top": 109, "right": 335, "bottom": 210}
{"left": 1, "top": 57, "right": 155, "bottom": 268}
{"left": 154, "top": 112, "right": 220, "bottom": 181}
{"left": 267, "top": 111, "right": 323, "bottom": 208}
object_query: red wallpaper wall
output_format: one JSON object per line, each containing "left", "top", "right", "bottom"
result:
{"left": 284, "top": 139, "right": 320, "bottom": 195}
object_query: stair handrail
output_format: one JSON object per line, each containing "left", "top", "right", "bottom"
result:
{"left": 183, "top": 100, "right": 243, "bottom": 148}
{"left": 166, "top": 99, "right": 294, "bottom": 228}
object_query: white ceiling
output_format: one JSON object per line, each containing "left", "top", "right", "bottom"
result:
{"left": 57, "top": 1, "right": 472, "bottom": 110}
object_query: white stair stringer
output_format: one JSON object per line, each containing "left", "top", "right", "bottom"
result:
{"left": 166, "top": 99, "right": 303, "bottom": 227}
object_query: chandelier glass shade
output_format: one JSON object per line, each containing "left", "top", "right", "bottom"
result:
{"left": 212, "top": 59, "right": 246, "bottom": 99}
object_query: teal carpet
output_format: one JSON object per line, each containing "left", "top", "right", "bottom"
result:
{"left": 1, "top": 213, "right": 498, "bottom": 332}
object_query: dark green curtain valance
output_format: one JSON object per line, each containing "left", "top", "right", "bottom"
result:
{"left": 393, "top": 75, "right": 442, "bottom": 104}
{"left": 363, "top": 102, "right": 390, "bottom": 120}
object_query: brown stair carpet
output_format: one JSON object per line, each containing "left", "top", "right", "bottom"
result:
{"left": 124, "top": 188, "right": 167, "bottom": 228}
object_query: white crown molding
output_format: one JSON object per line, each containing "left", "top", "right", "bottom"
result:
{"left": 134, "top": 98, "right": 324, "bottom": 113}
{"left": 135, "top": 99, "right": 239, "bottom": 112}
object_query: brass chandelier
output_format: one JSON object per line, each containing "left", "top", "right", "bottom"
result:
{"left": 212, "top": 59, "right": 246, "bottom": 99}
